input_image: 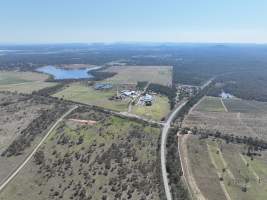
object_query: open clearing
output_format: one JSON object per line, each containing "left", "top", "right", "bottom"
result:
{"left": 0, "top": 107, "right": 162, "bottom": 200}
{"left": 131, "top": 95, "right": 170, "bottom": 121}
{"left": 183, "top": 96, "right": 267, "bottom": 140}
{"left": 194, "top": 96, "right": 226, "bottom": 112}
{"left": 0, "top": 92, "right": 68, "bottom": 190}
{"left": 0, "top": 71, "right": 57, "bottom": 93}
{"left": 102, "top": 65, "right": 173, "bottom": 86}
{"left": 0, "top": 93, "right": 52, "bottom": 154}
{"left": 184, "top": 135, "right": 267, "bottom": 200}
{"left": 53, "top": 82, "right": 129, "bottom": 112}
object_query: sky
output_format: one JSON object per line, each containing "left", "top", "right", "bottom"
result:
{"left": 1, "top": 0, "right": 267, "bottom": 44}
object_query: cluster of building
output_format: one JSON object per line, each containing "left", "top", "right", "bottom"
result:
{"left": 177, "top": 85, "right": 199, "bottom": 100}
{"left": 94, "top": 83, "right": 113, "bottom": 90}
{"left": 93, "top": 82, "right": 153, "bottom": 106}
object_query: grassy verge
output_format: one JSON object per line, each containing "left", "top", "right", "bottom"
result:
{"left": 132, "top": 95, "right": 170, "bottom": 121}
{"left": 53, "top": 82, "right": 129, "bottom": 112}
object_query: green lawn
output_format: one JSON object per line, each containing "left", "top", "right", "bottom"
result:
{"left": 195, "top": 96, "right": 226, "bottom": 112}
{"left": 53, "top": 83, "right": 129, "bottom": 112}
{"left": 131, "top": 95, "right": 170, "bottom": 121}
{"left": 102, "top": 65, "right": 173, "bottom": 86}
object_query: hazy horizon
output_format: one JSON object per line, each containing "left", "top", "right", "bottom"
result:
{"left": 1, "top": 0, "right": 267, "bottom": 44}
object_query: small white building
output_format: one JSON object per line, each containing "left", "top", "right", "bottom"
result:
{"left": 121, "top": 90, "right": 137, "bottom": 97}
{"left": 140, "top": 94, "right": 153, "bottom": 106}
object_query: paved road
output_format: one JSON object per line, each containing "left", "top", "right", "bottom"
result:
{"left": 0, "top": 106, "right": 78, "bottom": 193}
{"left": 161, "top": 101, "right": 187, "bottom": 200}
{"left": 161, "top": 78, "right": 214, "bottom": 200}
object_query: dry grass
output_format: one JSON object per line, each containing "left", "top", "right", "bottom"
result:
{"left": 0, "top": 109, "right": 162, "bottom": 200}
{"left": 0, "top": 71, "right": 57, "bottom": 94}
{"left": 131, "top": 95, "right": 170, "bottom": 121}
{"left": 186, "top": 136, "right": 267, "bottom": 200}
{"left": 0, "top": 93, "right": 58, "bottom": 188}
{"left": 186, "top": 136, "right": 227, "bottom": 200}
{"left": 53, "top": 82, "right": 129, "bottom": 112}
{"left": 102, "top": 65, "right": 173, "bottom": 86}
{"left": 183, "top": 96, "right": 267, "bottom": 140}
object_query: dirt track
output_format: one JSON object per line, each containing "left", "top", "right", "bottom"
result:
{"left": 207, "top": 144, "right": 232, "bottom": 200}
{"left": 178, "top": 134, "right": 206, "bottom": 200}
{"left": 0, "top": 106, "right": 78, "bottom": 193}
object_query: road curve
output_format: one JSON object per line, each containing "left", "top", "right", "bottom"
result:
{"left": 161, "top": 101, "right": 187, "bottom": 200}
{"left": 161, "top": 77, "right": 214, "bottom": 200}
{"left": 0, "top": 105, "right": 78, "bottom": 193}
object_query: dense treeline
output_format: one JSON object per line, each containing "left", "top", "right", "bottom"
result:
{"left": 136, "top": 81, "right": 148, "bottom": 90}
{"left": 172, "top": 70, "right": 211, "bottom": 86}
{"left": 148, "top": 83, "right": 177, "bottom": 109}
{"left": 33, "top": 83, "right": 66, "bottom": 96}
{"left": 182, "top": 127, "right": 267, "bottom": 152}
{"left": 3, "top": 44, "right": 267, "bottom": 100}
{"left": 166, "top": 128, "right": 189, "bottom": 199}
{"left": 208, "top": 71, "right": 267, "bottom": 102}
{"left": 89, "top": 69, "right": 117, "bottom": 81}
{"left": 0, "top": 45, "right": 139, "bottom": 70}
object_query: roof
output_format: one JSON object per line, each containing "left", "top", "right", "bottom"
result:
{"left": 143, "top": 94, "right": 152, "bottom": 102}
{"left": 121, "top": 90, "right": 137, "bottom": 96}
{"left": 94, "top": 83, "right": 112, "bottom": 90}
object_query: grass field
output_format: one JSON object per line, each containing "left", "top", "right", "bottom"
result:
{"left": 194, "top": 96, "right": 226, "bottom": 112}
{"left": 0, "top": 71, "right": 57, "bottom": 93}
{"left": 53, "top": 83, "right": 129, "bottom": 112}
{"left": 186, "top": 135, "right": 267, "bottom": 200}
{"left": 0, "top": 92, "right": 67, "bottom": 193}
{"left": 223, "top": 98, "right": 267, "bottom": 114}
{"left": 183, "top": 96, "right": 267, "bottom": 140}
{"left": 132, "top": 95, "right": 170, "bottom": 121}
{"left": 186, "top": 136, "right": 227, "bottom": 200}
{"left": 102, "top": 65, "right": 173, "bottom": 86}
{"left": 0, "top": 108, "right": 162, "bottom": 200}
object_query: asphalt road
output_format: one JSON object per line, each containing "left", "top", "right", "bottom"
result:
{"left": 0, "top": 105, "right": 78, "bottom": 193}
{"left": 160, "top": 101, "right": 187, "bottom": 200}
{"left": 161, "top": 77, "right": 214, "bottom": 200}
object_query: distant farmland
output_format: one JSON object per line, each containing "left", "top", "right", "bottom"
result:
{"left": 181, "top": 135, "right": 267, "bottom": 200}
{"left": 53, "top": 83, "right": 129, "bottom": 112}
{"left": 183, "top": 96, "right": 267, "bottom": 140}
{"left": 102, "top": 65, "right": 173, "bottom": 86}
{"left": 0, "top": 71, "right": 57, "bottom": 94}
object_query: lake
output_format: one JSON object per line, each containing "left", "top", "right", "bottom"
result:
{"left": 36, "top": 65, "right": 100, "bottom": 80}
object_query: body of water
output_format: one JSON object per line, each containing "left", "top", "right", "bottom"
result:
{"left": 36, "top": 65, "right": 100, "bottom": 80}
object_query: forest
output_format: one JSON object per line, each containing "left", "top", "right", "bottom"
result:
{"left": 2, "top": 44, "right": 267, "bottom": 102}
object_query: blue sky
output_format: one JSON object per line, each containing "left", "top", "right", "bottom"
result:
{"left": 1, "top": 0, "right": 267, "bottom": 43}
